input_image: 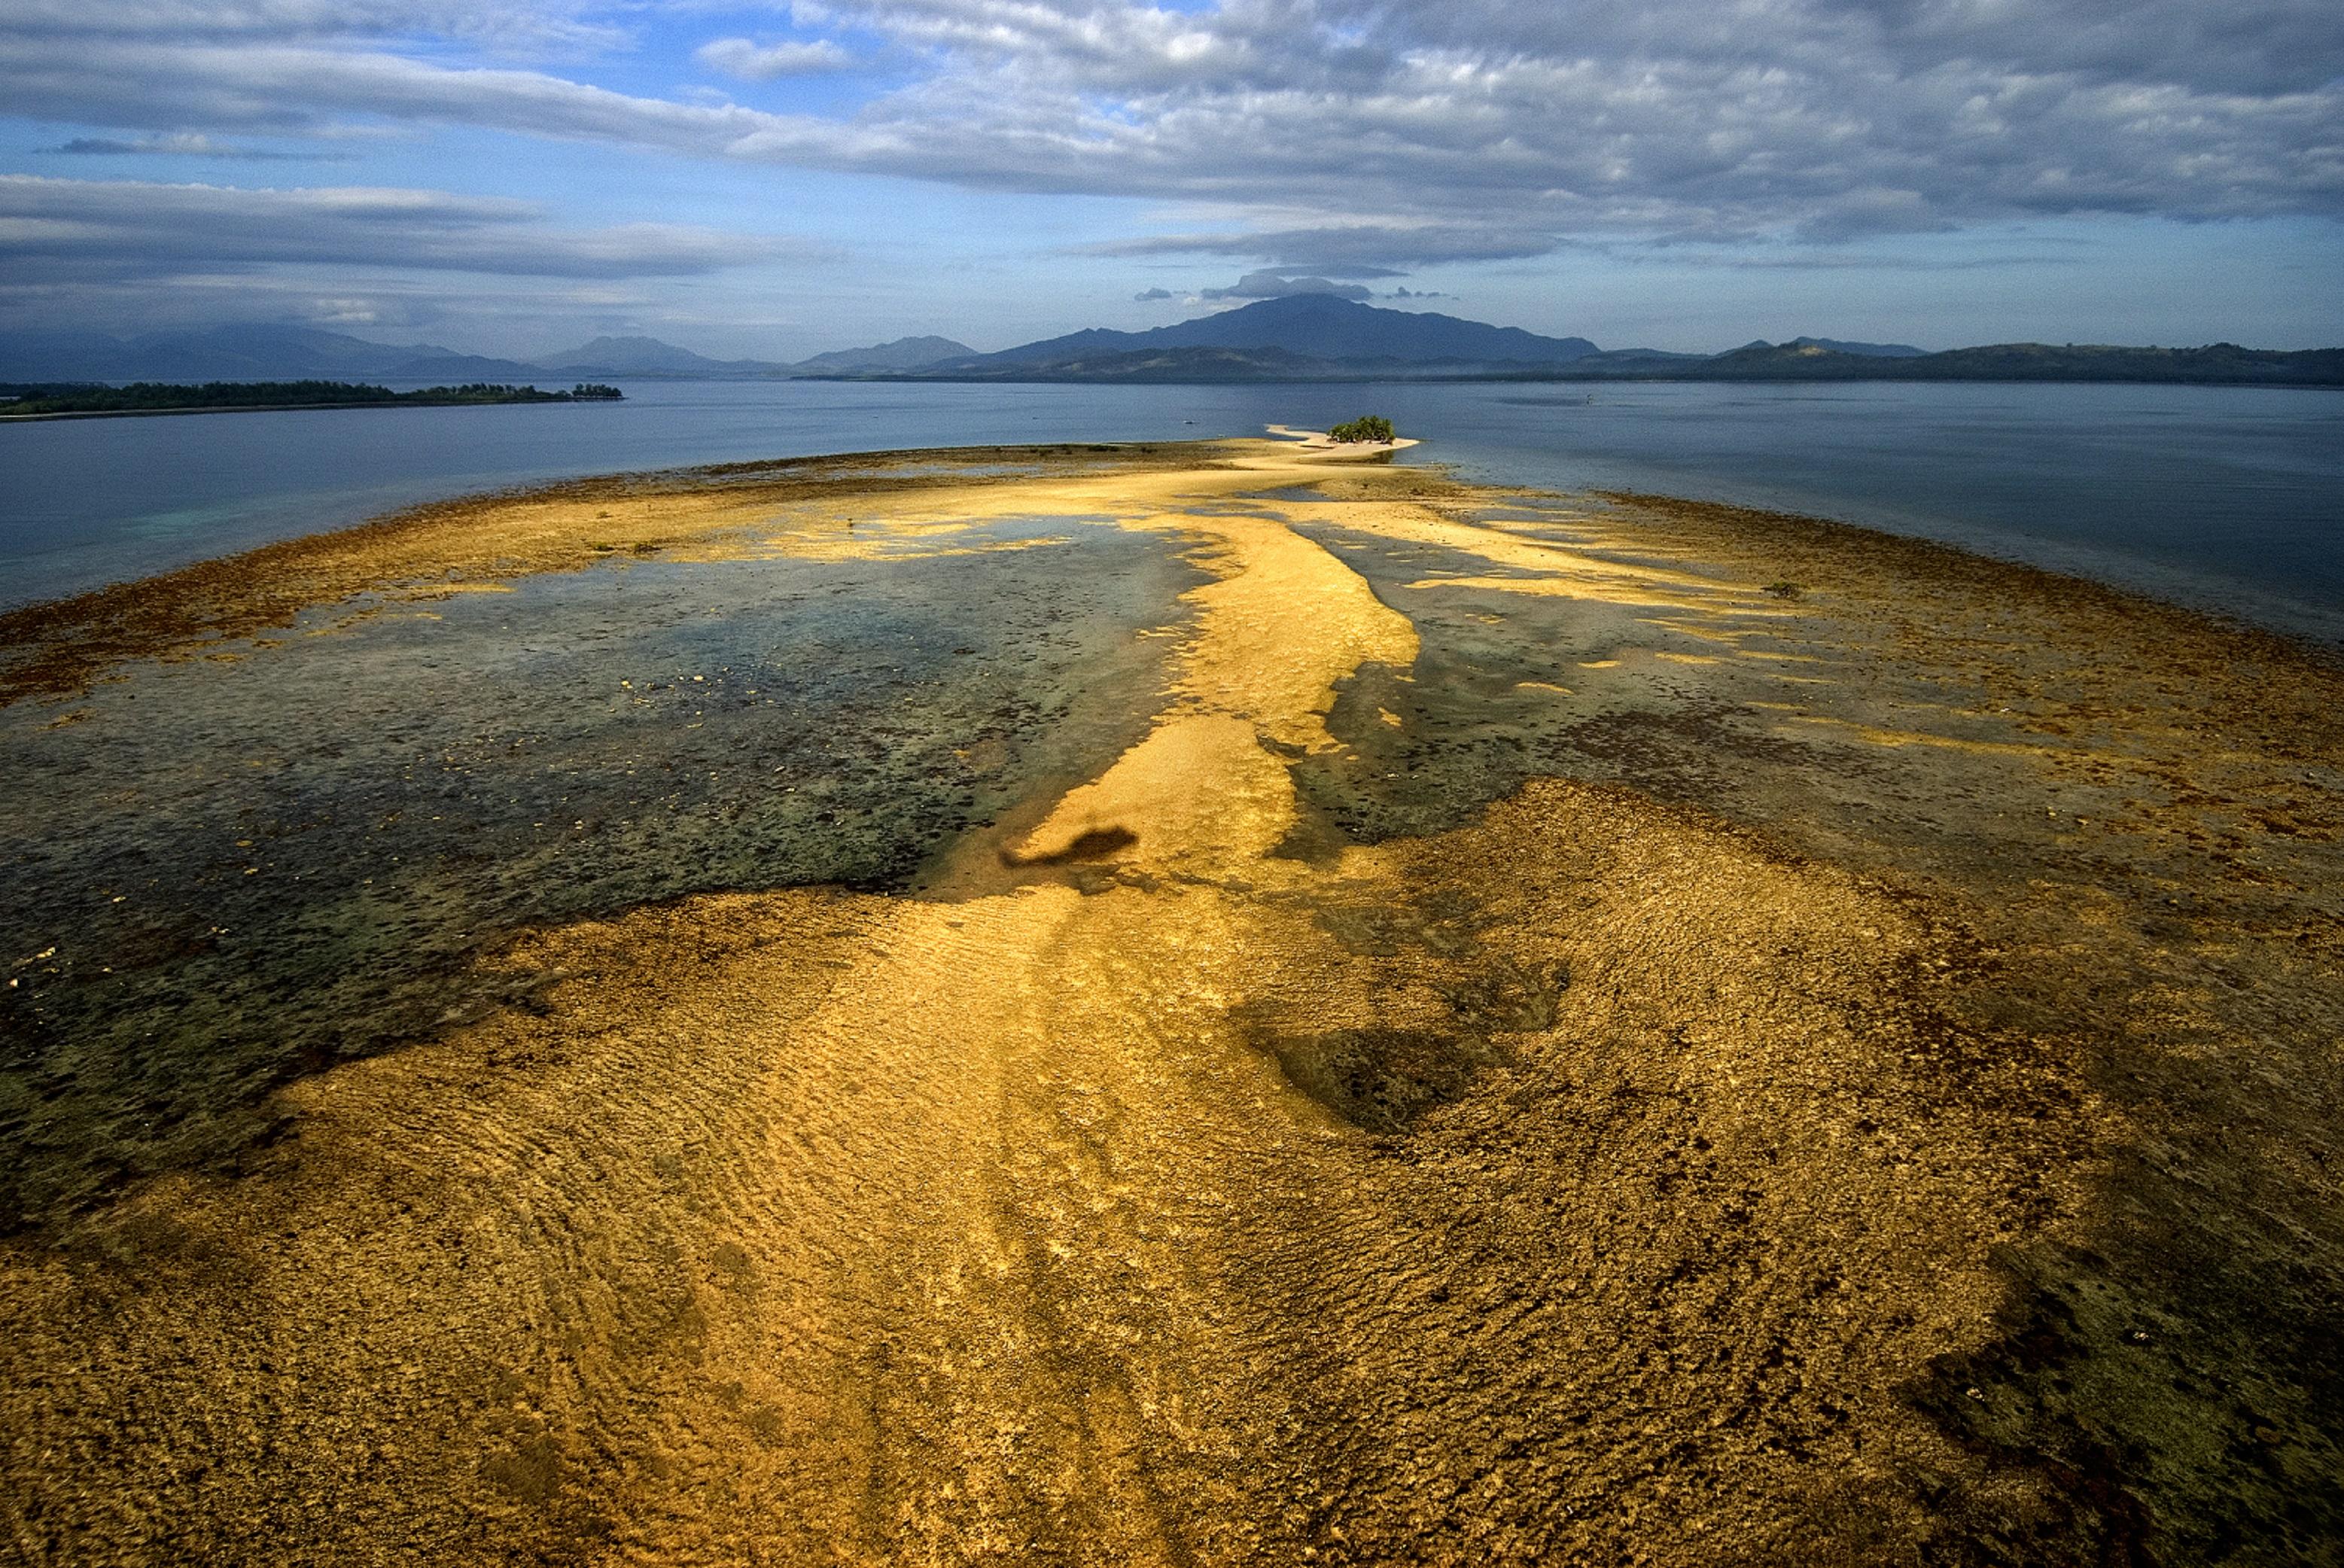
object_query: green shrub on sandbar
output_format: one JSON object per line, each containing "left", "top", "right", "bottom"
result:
{"left": 1329, "top": 415, "right": 1395, "bottom": 443}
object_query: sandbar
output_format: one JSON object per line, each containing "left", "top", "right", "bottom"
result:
{"left": 0, "top": 440, "right": 2338, "bottom": 1565}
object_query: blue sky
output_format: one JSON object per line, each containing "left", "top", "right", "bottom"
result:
{"left": 2, "top": 0, "right": 2339, "bottom": 358}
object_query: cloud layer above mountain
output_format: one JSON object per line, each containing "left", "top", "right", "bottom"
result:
{"left": 6, "top": 0, "right": 2338, "bottom": 264}
{"left": 1, "top": 0, "right": 2336, "bottom": 348}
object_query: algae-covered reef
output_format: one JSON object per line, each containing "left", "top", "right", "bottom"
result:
{"left": 1, "top": 441, "right": 2337, "bottom": 1566}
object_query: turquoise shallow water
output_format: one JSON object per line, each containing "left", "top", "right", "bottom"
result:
{"left": 2, "top": 379, "right": 2339, "bottom": 643}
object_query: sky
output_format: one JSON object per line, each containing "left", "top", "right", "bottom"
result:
{"left": 2, "top": 0, "right": 2339, "bottom": 358}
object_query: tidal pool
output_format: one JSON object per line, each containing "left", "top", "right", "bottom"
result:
{"left": 0, "top": 503, "right": 1200, "bottom": 1225}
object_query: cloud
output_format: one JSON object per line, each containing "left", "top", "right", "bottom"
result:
{"left": 0, "top": 0, "right": 631, "bottom": 59}
{"left": 44, "top": 132, "right": 342, "bottom": 160}
{"left": 1088, "top": 226, "right": 1560, "bottom": 269}
{"left": 0, "top": 175, "right": 795, "bottom": 282}
{"left": 1132, "top": 285, "right": 1174, "bottom": 300}
{"left": 1704, "top": 251, "right": 2090, "bottom": 272}
{"left": 695, "top": 38, "right": 853, "bottom": 81}
{"left": 2, "top": 0, "right": 2338, "bottom": 276}
{"left": 1198, "top": 270, "right": 1371, "bottom": 300}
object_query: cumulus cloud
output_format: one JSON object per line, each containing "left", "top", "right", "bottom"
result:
{"left": 695, "top": 37, "right": 853, "bottom": 81}
{"left": 2, "top": 0, "right": 2338, "bottom": 275}
{"left": 1132, "top": 285, "right": 1174, "bottom": 300}
{"left": 0, "top": 175, "right": 792, "bottom": 282}
{"left": 1199, "top": 270, "right": 1371, "bottom": 300}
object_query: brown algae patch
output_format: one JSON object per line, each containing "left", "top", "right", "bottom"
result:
{"left": 2, "top": 445, "right": 2340, "bottom": 1566}
{"left": 1284, "top": 483, "right": 2344, "bottom": 1564}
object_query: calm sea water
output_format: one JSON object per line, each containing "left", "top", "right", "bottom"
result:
{"left": 2, "top": 379, "right": 2339, "bottom": 643}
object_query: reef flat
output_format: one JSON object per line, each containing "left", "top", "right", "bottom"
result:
{"left": 1, "top": 440, "right": 2337, "bottom": 1566}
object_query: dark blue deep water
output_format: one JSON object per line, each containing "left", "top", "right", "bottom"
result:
{"left": 3, "top": 379, "right": 2339, "bottom": 643}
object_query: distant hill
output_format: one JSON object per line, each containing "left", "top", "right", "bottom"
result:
{"left": 0, "top": 325, "right": 970, "bottom": 383}
{"left": 913, "top": 345, "right": 1346, "bottom": 382}
{"left": 883, "top": 300, "right": 1966, "bottom": 382}
{"left": 919, "top": 295, "right": 1603, "bottom": 376}
{"left": 787, "top": 336, "right": 973, "bottom": 373}
{"left": 0, "top": 324, "right": 538, "bottom": 383}
{"left": 1787, "top": 336, "right": 1928, "bottom": 358}
{"left": 893, "top": 317, "right": 2344, "bottom": 387}
{"left": 531, "top": 333, "right": 979, "bottom": 376}
{"left": 385, "top": 352, "right": 547, "bottom": 381}
{"left": 1664, "top": 339, "right": 2344, "bottom": 386}
{"left": 0, "top": 330, "right": 127, "bottom": 382}
{"left": 5, "top": 318, "right": 2336, "bottom": 389}
{"left": 533, "top": 335, "right": 790, "bottom": 377}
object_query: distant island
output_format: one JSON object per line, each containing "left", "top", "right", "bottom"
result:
{"left": 869, "top": 297, "right": 2344, "bottom": 388}
{"left": 3, "top": 301, "right": 2337, "bottom": 389}
{"left": 0, "top": 380, "right": 623, "bottom": 421}
{"left": 887, "top": 335, "right": 2344, "bottom": 387}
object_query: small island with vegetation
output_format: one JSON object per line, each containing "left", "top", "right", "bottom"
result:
{"left": 1328, "top": 414, "right": 1396, "bottom": 443}
{"left": 0, "top": 380, "right": 623, "bottom": 421}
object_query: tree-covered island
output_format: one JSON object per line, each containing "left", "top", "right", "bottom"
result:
{"left": 0, "top": 381, "right": 623, "bottom": 419}
{"left": 1328, "top": 414, "right": 1396, "bottom": 443}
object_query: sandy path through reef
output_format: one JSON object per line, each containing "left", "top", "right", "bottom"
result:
{"left": 4, "top": 447, "right": 2339, "bottom": 1565}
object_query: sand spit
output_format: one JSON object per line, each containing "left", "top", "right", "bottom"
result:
{"left": 1, "top": 444, "right": 2339, "bottom": 1566}
{"left": 1262, "top": 422, "right": 1420, "bottom": 459}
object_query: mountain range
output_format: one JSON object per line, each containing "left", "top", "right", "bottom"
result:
{"left": 0, "top": 325, "right": 977, "bottom": 385}
{"left": 4, "top": 297, "right": 2337, "bottom": 388}
{"left": 888, "top": 299, "right": 2340, "bottom": 385}
{"left": 936, "top": 293, "right": 1604, "bottom": 371}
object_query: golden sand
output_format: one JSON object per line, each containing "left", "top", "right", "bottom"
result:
{"left": 2, "top": 446, "right": 2338, "bottom": 1564}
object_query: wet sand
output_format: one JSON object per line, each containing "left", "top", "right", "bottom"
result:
{"left": 1, "top": 442, "right": 2339, "bottom": 1565}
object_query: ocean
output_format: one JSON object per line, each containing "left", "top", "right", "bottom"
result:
{"left": 2, "top": 377, "right": 2339, "bottom": 644}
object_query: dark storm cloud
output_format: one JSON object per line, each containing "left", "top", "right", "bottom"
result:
{"left": 3, "top": 0, "right": 2338, "bottom": 273}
